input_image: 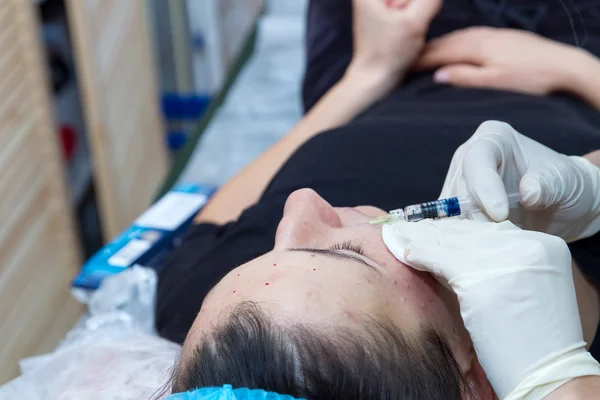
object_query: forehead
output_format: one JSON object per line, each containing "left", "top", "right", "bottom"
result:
{"left": 201, "top": 250, "right": 384, "bottom": 322}
{"left": 226, "top": 249, "right": 377, "bottom": 285}
{"left": 185, "top": 247, "right": 437, "bottom": 355}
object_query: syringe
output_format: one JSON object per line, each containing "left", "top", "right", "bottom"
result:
{"left": 370, "top": 193, "right": 521, "bottom": 225}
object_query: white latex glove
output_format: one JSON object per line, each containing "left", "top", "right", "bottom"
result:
{"left": 441, "top": 120, "right": 600, "bottom": 243}
{"left": 382, "top": 219, "right": 600, "bottom": 400}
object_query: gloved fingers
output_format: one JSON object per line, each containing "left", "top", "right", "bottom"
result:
{"left": 398, "top": 220, "right": 532, "bottom": 284}
{"left": 461, "top": 210, "right": 493, "bottom": 222}
{"left": 383, "top": 220, "right": 451, "bottom": 269}
{"left": 396, "top": 218, "right": 504, "bottom": 242}
{"left": 404, "top": 241, "right": 467, "bottom": 281}
{"left": 382, "top": 223, "right": 414, "bottom": 266}
{"left": 383, "top": 221, "right": 441, "bottom": 267}
{"left": 520, "top": 158, "right": 576, "bottom": 211}
{"left": 434, "top": 218, "right": 504, "bottom": 233}
{"left": 432, "top": 221, "right": 518, "bottom": 258}
{"left": 384, "top": 219, "right": 520, "bottom": 265}
{"left": 462, "top": 137, "right": 511, "bottom": 222}
{"left": 392, "top": 219, "right": 492, "bottom": 241}
{"left": 392, "top": 219, "right": 491, "bottom": 256}
{"left": 438, "top": 144, "right": 468, "bottom": 199}
{"left": 520, "top": 172, "right": 555, "bottom": 210}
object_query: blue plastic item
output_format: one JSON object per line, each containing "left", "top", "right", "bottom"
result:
{"left": 162, "top": 94, "right": 212, "bottom": 120}
{"left": 72, "top": 183, "right": 217, "bottom": 291}
{"left": 167, "top": 130, "right": 189, "bottom": 151}
{"left": 167, "top": 385, "right": 304, "bottom": 400}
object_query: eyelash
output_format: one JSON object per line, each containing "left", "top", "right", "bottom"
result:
{"left": 328, "top": 240, "right": 365, "bottom": 255}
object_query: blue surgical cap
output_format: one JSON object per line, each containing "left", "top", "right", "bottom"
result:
{"left": 166, "top": 384, "right": 305, "bottom": 400}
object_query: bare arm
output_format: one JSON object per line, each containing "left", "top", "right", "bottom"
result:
{"left": 542, "top": 149, "right": 600, "bottom": 399}
{"left": 585, "top": 150, "right": 600, "bottom": 166}
{"left": 553, "top": 153, "right": 600, "bottom": 398}
{"left": 545, "top": 376, "right": 600, "bottom": 400}
{"left": 194, "top": 0, "right": 442, "bottom": 225}
{"left": 414, "top": 27, "right": 600, "bottom": 112}
{"left": 195, "top": 64, "right": 393, "bottom": 224}
{"left": 562, "top": 49, "right": 600, "bottom": 112}
{"left": 575, "top": 150, "right": 600, "bottom": 348}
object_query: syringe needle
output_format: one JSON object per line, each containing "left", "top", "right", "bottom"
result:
{"left": 369, "top": 215, "right": 398, "bottom": 225}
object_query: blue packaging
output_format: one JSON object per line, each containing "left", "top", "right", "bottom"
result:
{"left": 72, "top": 183, "right": 217, "bottom": 293}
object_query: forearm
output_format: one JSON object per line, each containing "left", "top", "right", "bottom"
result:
{"left": 561, "top": 49, "right": 600, "bottom": 112}
{"left": 544, "top": 376, "right": 600, "bottom": 400}
{"left": 195, "top": 63, "right": 395, "bottom": 224}
{"left": 583, "top": 149, "right": 600, "bottom": 232}
{"left": 542, "top": 142, "right": 600, "bottom": 400}
{"left": 584, "top": 150, "right": 600, "bottom": 167}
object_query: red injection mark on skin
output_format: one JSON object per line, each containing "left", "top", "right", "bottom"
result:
{"left": 273, "top": 264, "right": 277, "bottom": 266}
{"left": 344, "top": 310, "right": 356, "bottom": 322}
{"left": 233, "top": 291, "right": 236, "bottom": 294}
{"left": 386, "top": 0, "right": 408, "bottom": 8}
{"left": 265, "top": 282, "right": 270, "bottom": 286}
{"left": 313, "top": 268, "right": 316, "bottom": 271}
{"left": 237, "top": 274, "right": 240, "bottom": 277}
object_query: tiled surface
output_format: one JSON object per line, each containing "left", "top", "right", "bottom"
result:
{"left": 177, "top": 0, "right": 308, "bottom": 186}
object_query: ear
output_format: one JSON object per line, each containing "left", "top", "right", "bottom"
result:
{"left": 463, "top": 355, "right": 497, "bottom": 400}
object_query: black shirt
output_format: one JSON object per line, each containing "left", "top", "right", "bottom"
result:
{"left": 156, "top": 82, "right": 600, "bottom": 360}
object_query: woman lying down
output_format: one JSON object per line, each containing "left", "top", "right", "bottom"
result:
{"left": 157, "top": 0, "right": 600, "bottom": 398}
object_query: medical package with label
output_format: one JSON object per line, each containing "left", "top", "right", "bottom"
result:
{"left": 72, "top": 183, "right": 217, "bottom": 292}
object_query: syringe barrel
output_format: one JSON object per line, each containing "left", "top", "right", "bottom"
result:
{"left": 455, "top": 196, "right": 480, "bottom": 214}
{"left": 387, "top": 193, "right": 521, "bottom": 224}
{"left": 404, "top": 197, "right": 462, "bottom": 222}
{"left": 457, "top": 193, "right": 521, "bottom": 214}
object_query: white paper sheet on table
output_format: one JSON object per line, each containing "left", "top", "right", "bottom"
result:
{"left": 0, "top": 2, "right": 308, "bottom": 398}
{"left": 0, "top": 267, "right": 181, "bottom": 400}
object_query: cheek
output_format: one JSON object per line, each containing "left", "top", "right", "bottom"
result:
{"left": 388, "top": 267, "right": 444, "bottom": 315}
{"left": 365, "top": 235, "right": 442, "bottom": 307}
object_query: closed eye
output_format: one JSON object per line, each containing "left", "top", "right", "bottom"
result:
{"left": 327, "top": 240, "right": 365, "bottom": 256}
{"left": 287, "top": 242, "right": 380, "bottom": 274}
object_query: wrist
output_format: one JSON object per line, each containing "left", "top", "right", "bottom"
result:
{"left": 343, "top": 59, "right": 400, "bottom": 100}
{"left": 557, "top": 47, "right": 600, "bottom": 96}
{"left": 544, "top": 376, "right": 600, "bottom": 400}
{"left": 571, "top": 156, "right": 600, "bottom": 239}
{"left": 298, "top": 60, "right": 398, "bottom": 136}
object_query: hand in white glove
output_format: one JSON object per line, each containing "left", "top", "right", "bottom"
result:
{"left": 382, "top": 219, "right": 600, "bottom": 400}
{"left": 441, "top": 120, "right": 600, "bottom": 242}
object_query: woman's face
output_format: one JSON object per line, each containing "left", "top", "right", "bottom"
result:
{"left": 186, "top": 189, "right": 474, "bottom": 371}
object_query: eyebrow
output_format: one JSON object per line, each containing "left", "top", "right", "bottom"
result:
{"left": 287, "top": 248, "right": 382, "bottom": 274}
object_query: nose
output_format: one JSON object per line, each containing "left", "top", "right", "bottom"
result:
{"left": 274, "top": 189, "right": 341, "bottom": 249}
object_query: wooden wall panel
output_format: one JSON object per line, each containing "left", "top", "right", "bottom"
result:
{"left": 67, "top": 0, "right": 169, "bottom": 241}
{"left": 0, "top": 0, "right": 84, "bottom": 384}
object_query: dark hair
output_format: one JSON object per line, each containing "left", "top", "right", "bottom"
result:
{"left": 172, "top": 302, "right": 470, "bottom": 399}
